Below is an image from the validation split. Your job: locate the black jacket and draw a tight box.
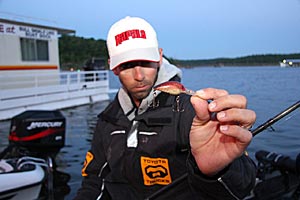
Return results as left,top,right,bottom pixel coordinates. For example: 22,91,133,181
74,91,256,200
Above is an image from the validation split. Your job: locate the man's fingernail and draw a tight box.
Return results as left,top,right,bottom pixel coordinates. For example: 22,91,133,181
209,102,216,109
220,125,228,131
218,111,226,118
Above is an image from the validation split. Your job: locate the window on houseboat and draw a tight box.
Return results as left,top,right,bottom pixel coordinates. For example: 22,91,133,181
20,38,49,61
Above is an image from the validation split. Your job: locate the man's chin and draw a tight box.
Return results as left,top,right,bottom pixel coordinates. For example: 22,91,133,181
133,91,151,100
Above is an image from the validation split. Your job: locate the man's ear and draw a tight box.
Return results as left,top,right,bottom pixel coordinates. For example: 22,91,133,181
112,68,120,75
108,58,119,75
107,58,111,68
159,48,163,65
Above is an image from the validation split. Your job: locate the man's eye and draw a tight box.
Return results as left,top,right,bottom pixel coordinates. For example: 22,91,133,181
141,61,152,67
120,61,156,70
120,63,135,70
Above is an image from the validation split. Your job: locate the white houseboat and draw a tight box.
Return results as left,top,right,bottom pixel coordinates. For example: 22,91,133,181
0,18,113,121
279,59,300,67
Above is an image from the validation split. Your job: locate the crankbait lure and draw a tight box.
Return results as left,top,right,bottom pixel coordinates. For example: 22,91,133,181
153,81,195,95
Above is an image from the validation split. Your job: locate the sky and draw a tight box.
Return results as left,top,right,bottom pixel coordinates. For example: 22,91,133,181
0,0,300,60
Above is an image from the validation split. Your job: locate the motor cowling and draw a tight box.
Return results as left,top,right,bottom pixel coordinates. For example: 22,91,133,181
8,110,66,157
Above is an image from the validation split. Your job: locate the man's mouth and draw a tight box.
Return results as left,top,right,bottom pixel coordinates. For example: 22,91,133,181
134,85,149,91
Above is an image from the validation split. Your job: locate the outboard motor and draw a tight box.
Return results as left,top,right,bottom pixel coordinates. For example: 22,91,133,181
1,110,65,159
0,110,70,199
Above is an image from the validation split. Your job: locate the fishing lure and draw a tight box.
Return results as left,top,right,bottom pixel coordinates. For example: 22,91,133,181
153,81,195,95
153,81,195,112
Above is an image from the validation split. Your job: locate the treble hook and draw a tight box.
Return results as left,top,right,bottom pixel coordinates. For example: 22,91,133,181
173,96,184,112
148,91,159,108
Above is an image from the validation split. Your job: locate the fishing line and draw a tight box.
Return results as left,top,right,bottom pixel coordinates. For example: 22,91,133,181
252,100,300,136
274,108,300,125
264,109,300,133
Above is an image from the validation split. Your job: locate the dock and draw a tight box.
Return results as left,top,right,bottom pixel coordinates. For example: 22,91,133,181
0,70,114,121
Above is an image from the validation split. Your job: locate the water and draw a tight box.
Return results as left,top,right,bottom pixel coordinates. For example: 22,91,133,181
0,66,300,199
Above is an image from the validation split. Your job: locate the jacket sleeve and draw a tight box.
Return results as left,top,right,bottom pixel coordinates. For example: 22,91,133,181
187,153,257,200
74,119,109,200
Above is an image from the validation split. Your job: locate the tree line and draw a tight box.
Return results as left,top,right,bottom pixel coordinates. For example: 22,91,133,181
59,35,108,70
58,35,300,70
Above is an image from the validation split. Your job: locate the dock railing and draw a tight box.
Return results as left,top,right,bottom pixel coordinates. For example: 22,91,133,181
0,70,111,121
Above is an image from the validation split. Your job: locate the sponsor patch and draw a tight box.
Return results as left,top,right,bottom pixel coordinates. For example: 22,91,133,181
140,156,172,186
82,151,94,177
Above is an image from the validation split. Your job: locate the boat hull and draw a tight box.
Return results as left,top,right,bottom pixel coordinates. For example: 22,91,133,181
0,184,43,200
0,161,45,200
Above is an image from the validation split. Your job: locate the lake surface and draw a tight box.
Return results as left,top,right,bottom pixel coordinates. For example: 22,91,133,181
0,66,300,199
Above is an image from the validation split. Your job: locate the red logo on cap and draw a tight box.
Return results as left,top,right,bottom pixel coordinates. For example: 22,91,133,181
115,29,146,46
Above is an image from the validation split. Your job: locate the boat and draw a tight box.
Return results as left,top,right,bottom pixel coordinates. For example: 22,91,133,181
0,156,47,200
280,59,300,67
246,150,300,199
0,110,70,200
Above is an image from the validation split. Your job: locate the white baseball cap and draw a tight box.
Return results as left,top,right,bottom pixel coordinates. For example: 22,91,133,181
106,16,160,70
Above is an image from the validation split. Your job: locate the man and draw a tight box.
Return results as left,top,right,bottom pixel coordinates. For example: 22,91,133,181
75,16,257,200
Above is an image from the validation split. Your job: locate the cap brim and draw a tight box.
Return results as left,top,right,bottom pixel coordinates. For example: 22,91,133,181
110,47,160,70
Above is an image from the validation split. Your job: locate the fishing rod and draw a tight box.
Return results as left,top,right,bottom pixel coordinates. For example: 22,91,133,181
251,100,300,136
145,100,300,200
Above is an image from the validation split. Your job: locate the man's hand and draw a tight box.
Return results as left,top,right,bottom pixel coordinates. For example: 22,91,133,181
189,88,256,176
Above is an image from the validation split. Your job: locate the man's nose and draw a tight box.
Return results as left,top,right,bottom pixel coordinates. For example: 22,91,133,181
133,66,145,81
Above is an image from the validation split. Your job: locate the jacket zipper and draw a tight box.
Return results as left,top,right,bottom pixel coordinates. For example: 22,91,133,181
96,162,108,200
96,179,105,200
98,162,108,177
218,177,241,200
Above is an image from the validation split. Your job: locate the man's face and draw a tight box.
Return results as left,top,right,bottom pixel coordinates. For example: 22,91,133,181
117,61,160,104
